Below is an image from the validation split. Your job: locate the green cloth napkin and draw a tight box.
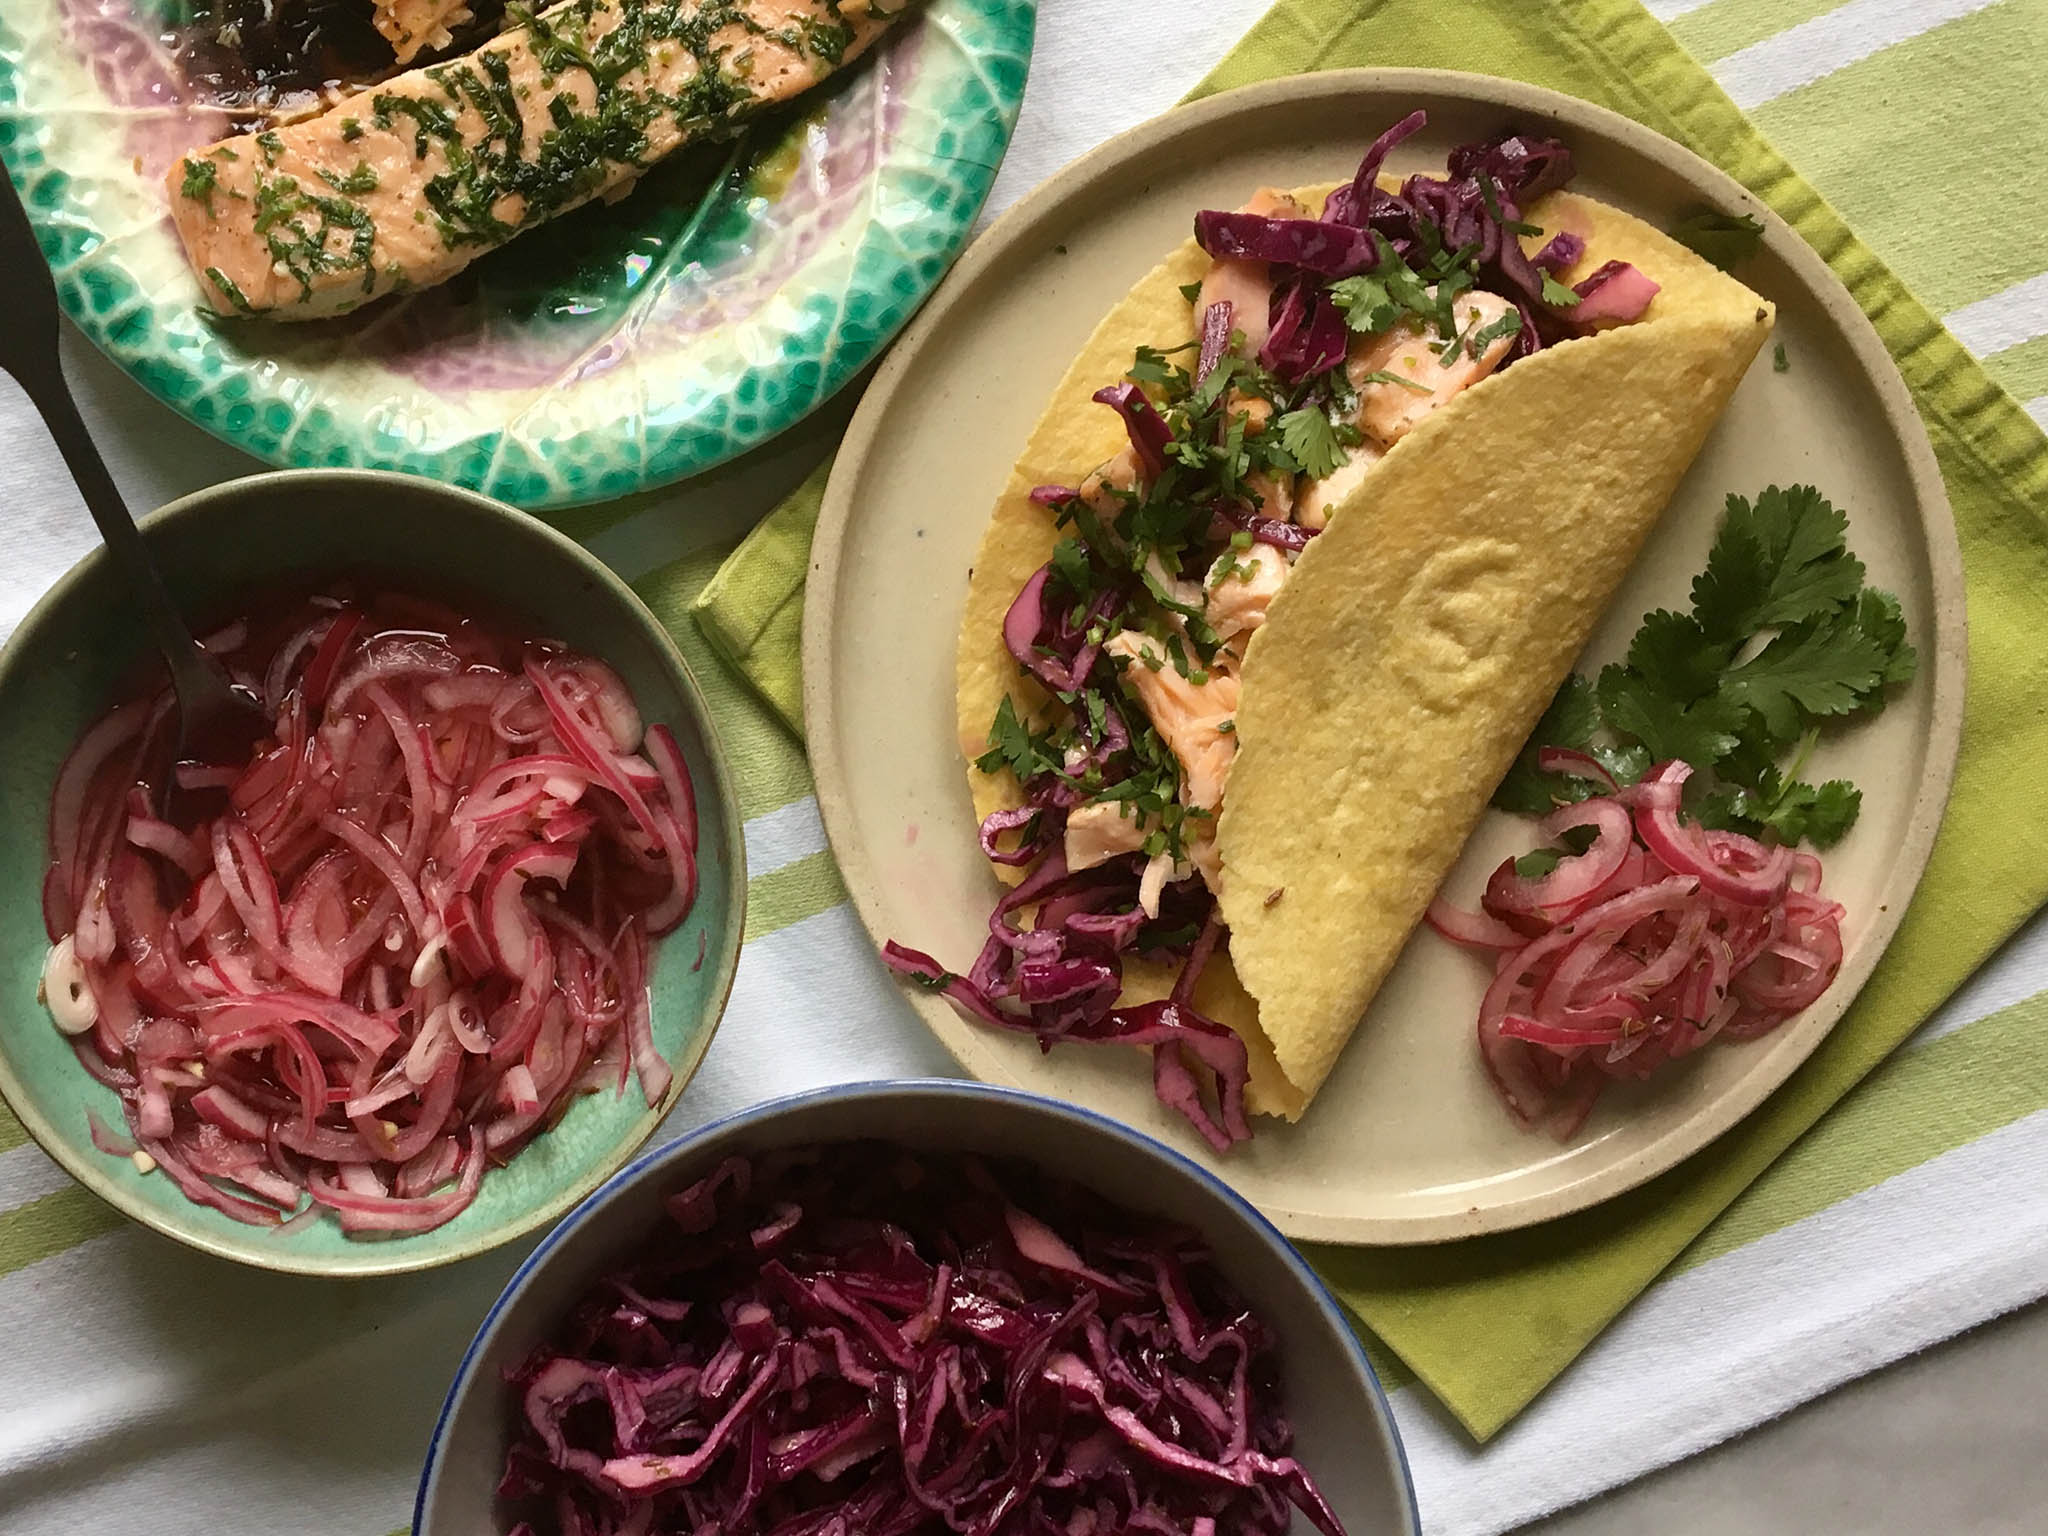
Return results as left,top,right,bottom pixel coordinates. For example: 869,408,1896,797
691,0,2048,1438
692,458,833,736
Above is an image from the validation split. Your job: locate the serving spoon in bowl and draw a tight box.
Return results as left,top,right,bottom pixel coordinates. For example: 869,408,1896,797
0,166,268,821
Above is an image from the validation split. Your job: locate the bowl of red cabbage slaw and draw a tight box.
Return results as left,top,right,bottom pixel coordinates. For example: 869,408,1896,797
414,1081,1418,1536
0,470,745,1276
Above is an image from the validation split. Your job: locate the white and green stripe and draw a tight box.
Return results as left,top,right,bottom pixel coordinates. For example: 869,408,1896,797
1677,0,2048,428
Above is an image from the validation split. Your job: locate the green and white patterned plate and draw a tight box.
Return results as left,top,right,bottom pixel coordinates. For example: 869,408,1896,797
0,0,1034,508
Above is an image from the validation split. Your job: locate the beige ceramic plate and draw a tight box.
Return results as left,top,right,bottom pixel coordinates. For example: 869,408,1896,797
805,71,1965,1245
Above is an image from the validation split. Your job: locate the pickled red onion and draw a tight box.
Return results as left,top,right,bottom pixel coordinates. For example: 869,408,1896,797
43,594,699,1235
1434,760,1844,1138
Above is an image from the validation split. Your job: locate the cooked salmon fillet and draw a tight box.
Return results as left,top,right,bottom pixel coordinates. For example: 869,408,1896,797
167,0,904,320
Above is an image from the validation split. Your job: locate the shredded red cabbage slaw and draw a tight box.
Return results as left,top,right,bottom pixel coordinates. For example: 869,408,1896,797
500,1144,1348,1535
41,594,698,1235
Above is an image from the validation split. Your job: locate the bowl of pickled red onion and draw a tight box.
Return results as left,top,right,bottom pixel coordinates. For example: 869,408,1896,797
0,470,745,1275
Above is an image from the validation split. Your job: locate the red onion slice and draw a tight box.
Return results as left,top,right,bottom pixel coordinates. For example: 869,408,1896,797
1424,894,1524,950
1448,768,1845,1138
46,598,699,1237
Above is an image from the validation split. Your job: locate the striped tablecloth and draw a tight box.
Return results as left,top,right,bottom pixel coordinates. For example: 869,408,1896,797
1,2,2043,1534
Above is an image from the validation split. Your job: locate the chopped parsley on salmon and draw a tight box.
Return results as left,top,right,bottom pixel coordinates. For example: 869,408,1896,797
168,0,904,320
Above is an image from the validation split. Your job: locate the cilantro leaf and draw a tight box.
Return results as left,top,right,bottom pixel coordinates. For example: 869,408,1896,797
1691,485,1865,642
1592,739,1655,786
1375,235,1438,318
1329,272,1399,334
1277,407,1346,480
1047,536,1098,600
1127,342,1193,388
1694,769,1862,848
1716,617,1889,740
1773,342,1790,373
179,157,218,208
1126,350,1174,387
1492,675,1604,814
1354,369,1433,395
1855,588,1919,687
1712,716,1790,791
1793,779,1863,847
1667,209,1766,272
1430,266,1476,343
1597,662,1744,768
1626,609,1732,705
1539,272,1580,308
974,696,1059,782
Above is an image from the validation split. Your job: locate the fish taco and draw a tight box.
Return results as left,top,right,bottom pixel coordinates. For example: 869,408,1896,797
886,113,1776,1149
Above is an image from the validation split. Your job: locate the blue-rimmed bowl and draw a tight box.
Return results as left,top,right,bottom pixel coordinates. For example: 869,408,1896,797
414,1080,1419,1534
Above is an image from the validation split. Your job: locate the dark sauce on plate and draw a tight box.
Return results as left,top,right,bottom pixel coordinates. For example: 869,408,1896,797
161,0,505,131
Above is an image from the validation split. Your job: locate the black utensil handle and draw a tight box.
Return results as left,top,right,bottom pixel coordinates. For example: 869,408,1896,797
23,371,210,689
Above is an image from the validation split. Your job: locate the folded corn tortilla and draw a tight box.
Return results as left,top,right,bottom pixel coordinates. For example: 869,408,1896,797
957,184,1774,1120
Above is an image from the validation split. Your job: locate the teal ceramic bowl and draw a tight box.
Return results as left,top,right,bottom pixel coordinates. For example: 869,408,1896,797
0,470,745,1275
0,0,1036,508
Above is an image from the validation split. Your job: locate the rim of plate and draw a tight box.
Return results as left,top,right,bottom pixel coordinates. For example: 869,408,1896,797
802,69,1966,1244
0,1,1036,509
412,1079,1421,1536
0,469,750,1275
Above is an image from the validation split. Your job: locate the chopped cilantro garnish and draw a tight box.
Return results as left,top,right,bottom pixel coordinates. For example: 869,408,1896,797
1474,172,1539,236
203,267,256,315
340,117,364,143
1539,272,1581,308
1048,536,1099,601
1467,307,1522,354
1329,234,1448,338
975,696,1060,783
318,163,381,196
1277,406,1346,480
1773,342,1790,373
1355,369,1432,395
1429,265,1476,343
1667,209,1766,273
1330,272,1397,333
1128,342,1194,387
179,157,218,210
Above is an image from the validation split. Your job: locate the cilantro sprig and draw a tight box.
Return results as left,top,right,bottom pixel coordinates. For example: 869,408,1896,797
1495,485,1913,847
